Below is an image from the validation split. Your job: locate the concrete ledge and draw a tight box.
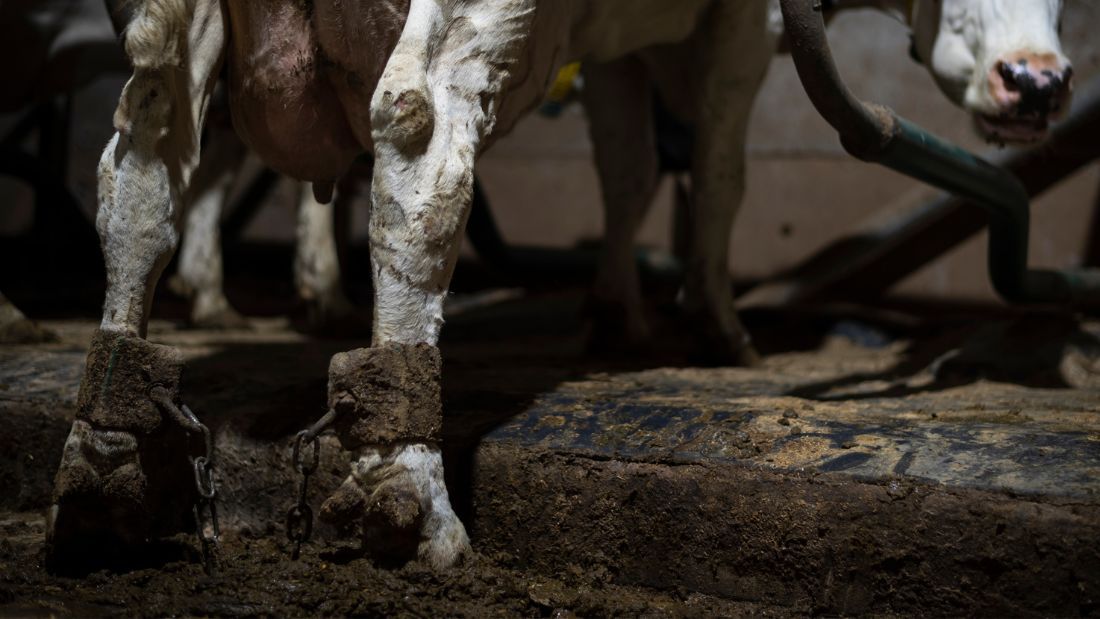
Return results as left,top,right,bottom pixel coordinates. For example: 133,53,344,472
477,368,1100,499
463,359,1100,615
472,444,1100,616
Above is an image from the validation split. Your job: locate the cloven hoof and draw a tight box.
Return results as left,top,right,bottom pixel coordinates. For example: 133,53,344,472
46,331,198,573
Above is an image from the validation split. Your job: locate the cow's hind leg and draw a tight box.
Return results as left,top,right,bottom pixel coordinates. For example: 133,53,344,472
46,0,225,568
680,1,774,366
582,57,659,352
318,0,535,570
294,182,358,333
172,125,249,329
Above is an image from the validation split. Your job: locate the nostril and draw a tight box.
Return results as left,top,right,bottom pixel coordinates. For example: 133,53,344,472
1051,67,1073,99
1050,67,1073,115
997,61,1020,92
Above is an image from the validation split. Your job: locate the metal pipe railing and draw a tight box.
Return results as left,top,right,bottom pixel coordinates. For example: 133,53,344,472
779,0,1100,308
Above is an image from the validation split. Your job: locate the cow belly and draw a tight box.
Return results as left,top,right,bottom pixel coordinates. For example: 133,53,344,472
488,0,714,144
570,0,712,61
226,2,360,182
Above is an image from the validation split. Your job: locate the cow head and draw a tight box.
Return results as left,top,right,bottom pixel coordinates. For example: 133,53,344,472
909,0,1072,143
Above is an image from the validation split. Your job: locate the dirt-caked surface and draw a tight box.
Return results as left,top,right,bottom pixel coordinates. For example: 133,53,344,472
474,446,1100,617
2,294,1099,616
0,511,792,617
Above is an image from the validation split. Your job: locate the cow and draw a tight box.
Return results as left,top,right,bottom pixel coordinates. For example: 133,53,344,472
909,0,1072,143
114,3,362,332
584,0,1074,362
175,0,1077,355
0,0,358,338
47,0,1070,572
165,0,1076,345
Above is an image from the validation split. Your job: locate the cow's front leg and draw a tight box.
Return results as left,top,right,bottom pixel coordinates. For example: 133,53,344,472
582,57,659,352
680,1,775,366
318,0,534,570
47,0,225,566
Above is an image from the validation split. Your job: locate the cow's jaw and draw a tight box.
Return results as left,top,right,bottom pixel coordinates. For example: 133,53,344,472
911,0,1071,144
972,113,1048,144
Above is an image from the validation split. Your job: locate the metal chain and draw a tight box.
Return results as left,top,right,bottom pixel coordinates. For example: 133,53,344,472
151,386,220,574
286,408,337,559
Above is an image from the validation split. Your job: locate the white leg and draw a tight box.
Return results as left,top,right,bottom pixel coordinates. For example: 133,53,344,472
321,0,536,570
582,57,659,350
680,1,775,365
294,182,355,330
173,127,248,328
97,1,225,336
48,0,226,561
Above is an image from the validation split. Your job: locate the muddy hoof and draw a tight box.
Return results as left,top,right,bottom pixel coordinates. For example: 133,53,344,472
584,296,650,356
46,422,197,573
691,335,762,368
319,476,368,535
933,315,1100,388
321,444,469,570
0,314,58,344
293,301,372,339
177,286,251,330
669,298,762,367
47,331,197,573
45,421,150,571
191,306,251,331
680,316,762,367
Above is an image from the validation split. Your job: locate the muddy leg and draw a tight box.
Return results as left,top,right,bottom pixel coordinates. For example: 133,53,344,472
47,0,226,566
680,2,775,366
172,126,249,329
294,182,357,332
318,0,534,570
582,57,659,352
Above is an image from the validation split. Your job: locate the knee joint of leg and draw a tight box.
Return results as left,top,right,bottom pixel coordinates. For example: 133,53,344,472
372,72,435,155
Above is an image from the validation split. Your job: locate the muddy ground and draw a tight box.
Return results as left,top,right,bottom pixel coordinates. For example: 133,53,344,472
1,290,1098,616
0,511,792,617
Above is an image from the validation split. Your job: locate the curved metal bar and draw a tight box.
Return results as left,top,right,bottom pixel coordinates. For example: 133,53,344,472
779,0,1100,308
780,0,896,159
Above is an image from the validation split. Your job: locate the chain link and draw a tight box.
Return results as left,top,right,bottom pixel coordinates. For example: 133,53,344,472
286,408,336,559
151,386,220,574
192,453,220,573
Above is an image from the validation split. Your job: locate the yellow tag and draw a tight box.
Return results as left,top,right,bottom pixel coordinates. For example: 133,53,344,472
546,62,582,103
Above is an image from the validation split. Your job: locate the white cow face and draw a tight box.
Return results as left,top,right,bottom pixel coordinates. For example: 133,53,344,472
910,0,1072,143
